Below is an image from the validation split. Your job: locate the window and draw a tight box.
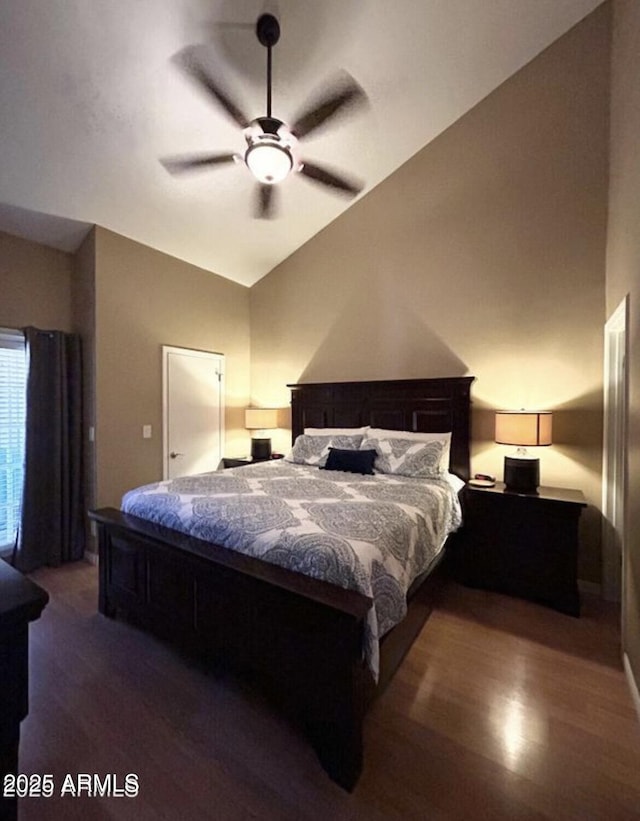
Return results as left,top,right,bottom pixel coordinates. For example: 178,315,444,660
0,329,27,554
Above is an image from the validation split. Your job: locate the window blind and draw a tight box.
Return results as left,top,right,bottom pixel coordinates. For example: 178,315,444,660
0,329,27,549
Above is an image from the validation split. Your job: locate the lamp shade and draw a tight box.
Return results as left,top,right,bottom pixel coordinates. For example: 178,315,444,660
495,411,552,447
245,408,278,430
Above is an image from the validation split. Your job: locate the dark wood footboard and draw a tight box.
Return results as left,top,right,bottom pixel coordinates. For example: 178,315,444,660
91,507,373,789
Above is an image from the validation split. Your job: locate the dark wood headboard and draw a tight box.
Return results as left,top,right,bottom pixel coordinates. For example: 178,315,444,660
287,376,474,481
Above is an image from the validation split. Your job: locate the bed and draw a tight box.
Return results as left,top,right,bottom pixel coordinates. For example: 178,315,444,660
89,376,473,789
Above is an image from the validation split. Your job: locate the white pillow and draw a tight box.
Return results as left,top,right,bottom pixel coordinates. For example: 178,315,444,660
365,428,451,443
304,426,369,436
363,428,452,473
362,436,448,478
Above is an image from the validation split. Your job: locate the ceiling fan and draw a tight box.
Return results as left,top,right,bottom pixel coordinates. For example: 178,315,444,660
161,13,367,218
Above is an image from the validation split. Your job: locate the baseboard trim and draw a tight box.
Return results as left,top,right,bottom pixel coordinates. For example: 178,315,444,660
624,653,640,725
83,550,99,566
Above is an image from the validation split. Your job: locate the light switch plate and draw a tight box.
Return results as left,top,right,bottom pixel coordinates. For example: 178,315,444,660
143,425,152,439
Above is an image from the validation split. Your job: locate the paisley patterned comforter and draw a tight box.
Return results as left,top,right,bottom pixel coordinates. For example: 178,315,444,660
121,460,463,678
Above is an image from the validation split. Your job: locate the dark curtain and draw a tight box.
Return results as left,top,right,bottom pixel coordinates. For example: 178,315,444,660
14,327,85,572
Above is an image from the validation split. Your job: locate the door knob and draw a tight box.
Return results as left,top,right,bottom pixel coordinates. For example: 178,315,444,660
170,451,184,459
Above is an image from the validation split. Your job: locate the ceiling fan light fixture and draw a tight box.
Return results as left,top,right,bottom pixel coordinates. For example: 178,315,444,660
245,139,293,184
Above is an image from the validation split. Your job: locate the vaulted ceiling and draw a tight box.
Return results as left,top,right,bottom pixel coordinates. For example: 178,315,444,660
0,0,603,286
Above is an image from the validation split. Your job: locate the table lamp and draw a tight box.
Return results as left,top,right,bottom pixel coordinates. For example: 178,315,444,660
495,410,552,493
245,408,279,461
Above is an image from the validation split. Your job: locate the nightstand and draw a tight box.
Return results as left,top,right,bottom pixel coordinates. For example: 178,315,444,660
222,455,284,469
222,457,252,468
453,482,586,616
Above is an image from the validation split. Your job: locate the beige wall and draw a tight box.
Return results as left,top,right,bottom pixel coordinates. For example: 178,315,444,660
0,223,252,534
94,228,251,508
0,229,73,331
607,0,640,698
251,7,610,582
0,223,252,529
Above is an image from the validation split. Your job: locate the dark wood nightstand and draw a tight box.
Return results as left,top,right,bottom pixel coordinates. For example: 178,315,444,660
222,457,252,468
453,482,586,616
222,455,284,469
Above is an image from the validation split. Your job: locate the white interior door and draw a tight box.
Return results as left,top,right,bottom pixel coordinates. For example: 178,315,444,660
162,346,224,480
602,296,628,607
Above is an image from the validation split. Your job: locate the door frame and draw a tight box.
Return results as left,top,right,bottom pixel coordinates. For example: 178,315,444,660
601,295,629,607
162,345,225,480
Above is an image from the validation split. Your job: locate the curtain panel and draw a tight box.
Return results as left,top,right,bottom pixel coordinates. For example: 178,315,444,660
15,327,85,572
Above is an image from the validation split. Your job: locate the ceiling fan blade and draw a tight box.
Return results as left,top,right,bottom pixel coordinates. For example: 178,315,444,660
255,184,277,219
172,47,251,129
299,161,363,196
291,74,367,140
160,153,237,174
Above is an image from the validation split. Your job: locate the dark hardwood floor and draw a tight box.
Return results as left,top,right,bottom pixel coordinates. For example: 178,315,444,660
16,561,640,820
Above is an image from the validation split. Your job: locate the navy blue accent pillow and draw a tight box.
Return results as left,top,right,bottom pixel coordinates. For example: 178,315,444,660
322,447,376,475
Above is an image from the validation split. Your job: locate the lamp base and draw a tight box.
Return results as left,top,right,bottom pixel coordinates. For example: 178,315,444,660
504,455,539,494
251,437,272,461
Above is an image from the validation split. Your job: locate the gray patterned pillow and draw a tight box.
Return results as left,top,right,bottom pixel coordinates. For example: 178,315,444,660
363,436,448,478
286,434,364,466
